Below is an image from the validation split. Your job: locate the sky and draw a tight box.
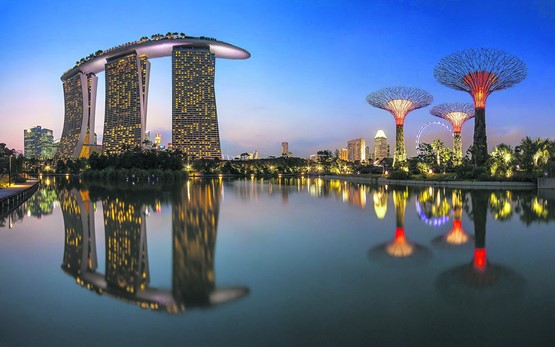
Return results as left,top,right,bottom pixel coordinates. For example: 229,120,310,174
0,0,554,158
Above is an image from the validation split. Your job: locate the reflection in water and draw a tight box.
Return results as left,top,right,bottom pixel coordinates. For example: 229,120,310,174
369,187,431,261
415,187,450,227
490,191,513,221
436,190,525,305
59,179,249,314
433,190,471,247
373,186,388,219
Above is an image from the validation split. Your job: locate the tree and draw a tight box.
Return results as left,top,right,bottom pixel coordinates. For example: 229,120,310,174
489,144,515,178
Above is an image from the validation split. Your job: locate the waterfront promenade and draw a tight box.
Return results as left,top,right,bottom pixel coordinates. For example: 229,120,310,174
0,180,40,215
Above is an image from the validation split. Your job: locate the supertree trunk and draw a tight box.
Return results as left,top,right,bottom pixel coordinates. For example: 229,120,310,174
453,132,462,165
394,124,406,167
473,108,488,166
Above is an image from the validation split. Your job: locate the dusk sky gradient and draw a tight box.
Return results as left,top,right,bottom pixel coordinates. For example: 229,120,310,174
1,0,554,158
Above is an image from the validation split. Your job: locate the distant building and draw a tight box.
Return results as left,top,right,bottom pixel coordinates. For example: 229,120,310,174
154,133,161,148
281,142,291,157
347,138,366,162
24,126,55,159
374,130,388,163
339,148,349,161
145,131,151,148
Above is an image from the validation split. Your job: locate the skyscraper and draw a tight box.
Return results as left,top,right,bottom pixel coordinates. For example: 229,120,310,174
281,142,290,157
347,138,366,162
103,52,150,154
374,130,388,163
172,46,220,159
57,72,98,159
24,126,55,159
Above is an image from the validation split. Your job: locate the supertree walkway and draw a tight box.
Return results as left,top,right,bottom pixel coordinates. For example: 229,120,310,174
367,86,433,168
434,48,526,166
430,102,474,164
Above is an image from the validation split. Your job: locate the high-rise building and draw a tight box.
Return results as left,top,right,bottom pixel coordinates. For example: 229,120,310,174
374,130,388,163
154,133,161,148
57,72,98,159
172,46,220,159
103,52,150,154
24,126,55,159
347,138,366,162
281,142,289,157
145,131,151,148
339,148,349,161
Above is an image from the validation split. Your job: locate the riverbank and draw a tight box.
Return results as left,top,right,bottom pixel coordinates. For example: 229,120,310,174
323,175,536,189
0,179,40,217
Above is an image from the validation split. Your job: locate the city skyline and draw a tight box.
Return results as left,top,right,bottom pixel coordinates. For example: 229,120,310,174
1,0,554,158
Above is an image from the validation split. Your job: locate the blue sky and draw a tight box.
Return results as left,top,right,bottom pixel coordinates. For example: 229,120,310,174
1,0,554,158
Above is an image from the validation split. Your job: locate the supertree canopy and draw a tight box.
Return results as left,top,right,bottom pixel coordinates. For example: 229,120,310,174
367,86,433,166
434,48,527,166
430,102,475,163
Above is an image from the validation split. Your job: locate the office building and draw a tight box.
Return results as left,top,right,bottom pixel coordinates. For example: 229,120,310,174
24,126,55,159
347,138,366,162
374,130,389,163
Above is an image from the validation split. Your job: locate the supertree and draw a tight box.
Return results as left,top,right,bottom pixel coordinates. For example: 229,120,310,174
367,86,433,167
430,102,474,164
434,48,527,166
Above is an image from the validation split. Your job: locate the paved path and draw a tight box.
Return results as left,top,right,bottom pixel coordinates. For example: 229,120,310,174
0,180,40,210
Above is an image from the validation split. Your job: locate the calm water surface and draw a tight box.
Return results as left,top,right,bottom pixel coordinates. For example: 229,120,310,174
1,177,555,346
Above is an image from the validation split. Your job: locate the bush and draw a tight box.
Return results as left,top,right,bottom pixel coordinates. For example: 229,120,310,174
389,170,411,180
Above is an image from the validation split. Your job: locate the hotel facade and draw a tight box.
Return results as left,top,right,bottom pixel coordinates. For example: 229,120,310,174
57,35,249,159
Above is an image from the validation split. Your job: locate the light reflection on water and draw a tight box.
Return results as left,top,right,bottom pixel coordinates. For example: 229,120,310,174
1,177,555,346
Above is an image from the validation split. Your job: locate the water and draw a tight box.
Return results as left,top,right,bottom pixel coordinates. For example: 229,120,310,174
1,177,555,346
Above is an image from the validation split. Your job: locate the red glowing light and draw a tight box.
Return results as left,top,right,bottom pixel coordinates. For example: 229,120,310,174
462,71,498,108
473,248,487,270
395,227,406,242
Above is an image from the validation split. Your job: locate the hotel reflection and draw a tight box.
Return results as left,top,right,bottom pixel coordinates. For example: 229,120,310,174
59,180,248,313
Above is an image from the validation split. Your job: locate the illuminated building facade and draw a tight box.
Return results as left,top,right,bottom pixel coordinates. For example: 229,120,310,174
373,130,388,163
24,126,55,159
59,35,249,159
339,148,348,161
103,52,150,154
347,138,366,163
154,133,161,148
57,72,98,159
172,46,220,159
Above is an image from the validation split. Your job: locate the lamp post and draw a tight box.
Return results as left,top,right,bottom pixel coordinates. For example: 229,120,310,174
8,154,12,187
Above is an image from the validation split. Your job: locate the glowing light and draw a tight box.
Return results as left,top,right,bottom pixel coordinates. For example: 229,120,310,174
445,220,469,245
387,99,414,125
386,228,414,257
473,248,487,270
462,71,498,108
445,111,471,132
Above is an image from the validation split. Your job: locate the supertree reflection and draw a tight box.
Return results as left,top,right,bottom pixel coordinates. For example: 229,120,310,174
369,187,431,262
436,190,525,305
433,190,472,247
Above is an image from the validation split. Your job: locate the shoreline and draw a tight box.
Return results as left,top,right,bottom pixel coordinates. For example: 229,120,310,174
323,175,536,189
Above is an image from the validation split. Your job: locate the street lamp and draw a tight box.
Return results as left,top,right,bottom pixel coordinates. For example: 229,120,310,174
8,154,12,187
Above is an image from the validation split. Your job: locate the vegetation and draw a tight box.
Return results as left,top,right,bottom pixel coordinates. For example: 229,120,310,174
386,136,555,182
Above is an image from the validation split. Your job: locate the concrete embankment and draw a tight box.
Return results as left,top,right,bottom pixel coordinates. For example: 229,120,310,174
323,175,535,190
0,180,40,213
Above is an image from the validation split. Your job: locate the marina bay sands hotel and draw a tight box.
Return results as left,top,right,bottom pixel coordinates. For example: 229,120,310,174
57,34,250,159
